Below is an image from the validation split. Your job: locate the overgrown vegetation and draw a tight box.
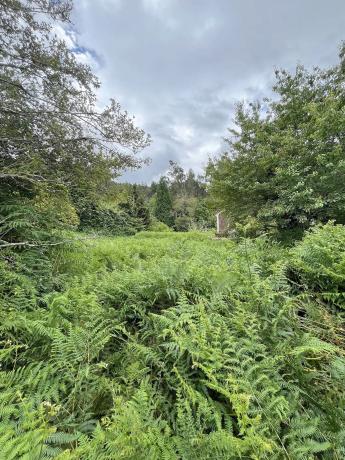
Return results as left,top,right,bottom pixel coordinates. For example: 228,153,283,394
207,45,345,239
1,226,345,458
1,1,345,458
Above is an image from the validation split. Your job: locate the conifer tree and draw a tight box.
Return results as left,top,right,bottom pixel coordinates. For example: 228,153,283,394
154,177,174,227
127,184,151,228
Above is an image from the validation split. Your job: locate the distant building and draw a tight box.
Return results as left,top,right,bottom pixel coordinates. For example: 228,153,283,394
215,211,229,236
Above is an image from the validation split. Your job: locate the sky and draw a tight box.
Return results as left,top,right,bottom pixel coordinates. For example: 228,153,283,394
69,0,345,183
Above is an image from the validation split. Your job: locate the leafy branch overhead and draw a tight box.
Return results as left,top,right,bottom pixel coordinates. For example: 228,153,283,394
0,0,150,191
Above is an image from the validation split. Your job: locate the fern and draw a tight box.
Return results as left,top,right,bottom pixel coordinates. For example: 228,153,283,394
1,228,345,458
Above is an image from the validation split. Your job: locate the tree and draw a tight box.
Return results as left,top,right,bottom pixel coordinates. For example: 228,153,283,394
0,0,150,245
167,160,186,196
120,184,151,228
132,185,151,228
163,161,209,229
154,177,174,227
167,161,206,198
194,198,213,228
207,45,345,238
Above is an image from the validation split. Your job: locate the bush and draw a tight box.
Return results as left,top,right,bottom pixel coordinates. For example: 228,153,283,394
174,215,192,232
235,216,263,238
34,187,80,228
78,202,139,235
147,219,173,232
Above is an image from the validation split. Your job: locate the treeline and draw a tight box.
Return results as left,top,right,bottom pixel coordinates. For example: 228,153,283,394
77,159,213,235
107,161,213,233
152,161,213,231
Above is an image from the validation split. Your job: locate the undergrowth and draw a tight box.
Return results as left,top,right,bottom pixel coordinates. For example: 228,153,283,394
1,224,345,459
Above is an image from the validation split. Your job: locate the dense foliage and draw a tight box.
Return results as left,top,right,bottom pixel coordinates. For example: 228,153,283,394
1,225,345,458
76,185,151,235
2,2,345,459
0,0,150,247
207,46,345,238
151,161,213,231
98,161,212,234
78,203,139,235
154,177,175,227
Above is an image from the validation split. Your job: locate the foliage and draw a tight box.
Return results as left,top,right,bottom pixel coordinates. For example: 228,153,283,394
0,184,73,249
147,219,173,232
2,3,345,458
78,202,139,235
194,199,214,229
174,215,192,232
289,222,345,306
0,0,150,247
1,225,345,458
167,161,206,198
207,44,345,237
34,187,80,228
118,185,151,229
154,177,174,227
151,162,213,231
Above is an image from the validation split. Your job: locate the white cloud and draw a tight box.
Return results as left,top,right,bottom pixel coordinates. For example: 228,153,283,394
142,0,173,13
52,24,75,48
141,0,177,29
78,0,122,11
172,125,194,144
193,17,218,41
70,0,345,183
52,24,96,67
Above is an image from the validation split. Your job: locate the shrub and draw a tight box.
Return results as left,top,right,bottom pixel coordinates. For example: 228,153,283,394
78,202,139,235
34,187,80,228
147,219,173,232
174,216,192,232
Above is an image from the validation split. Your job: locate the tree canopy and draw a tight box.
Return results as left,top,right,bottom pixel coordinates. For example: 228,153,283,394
0,0,150,245
207,45,345,238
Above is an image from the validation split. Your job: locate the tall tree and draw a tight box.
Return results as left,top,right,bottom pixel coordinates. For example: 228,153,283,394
207,45,345,238
167,160,186,196
0,0,150,245
167,161,206,198
154,177,174,227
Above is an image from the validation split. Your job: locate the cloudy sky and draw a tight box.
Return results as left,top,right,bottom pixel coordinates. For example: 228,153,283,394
70,0,345,183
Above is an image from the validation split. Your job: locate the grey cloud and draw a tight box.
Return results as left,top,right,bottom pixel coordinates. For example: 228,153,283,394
72,0,345,183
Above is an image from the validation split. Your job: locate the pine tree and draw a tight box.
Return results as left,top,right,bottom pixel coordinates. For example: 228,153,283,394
154,178,174,227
